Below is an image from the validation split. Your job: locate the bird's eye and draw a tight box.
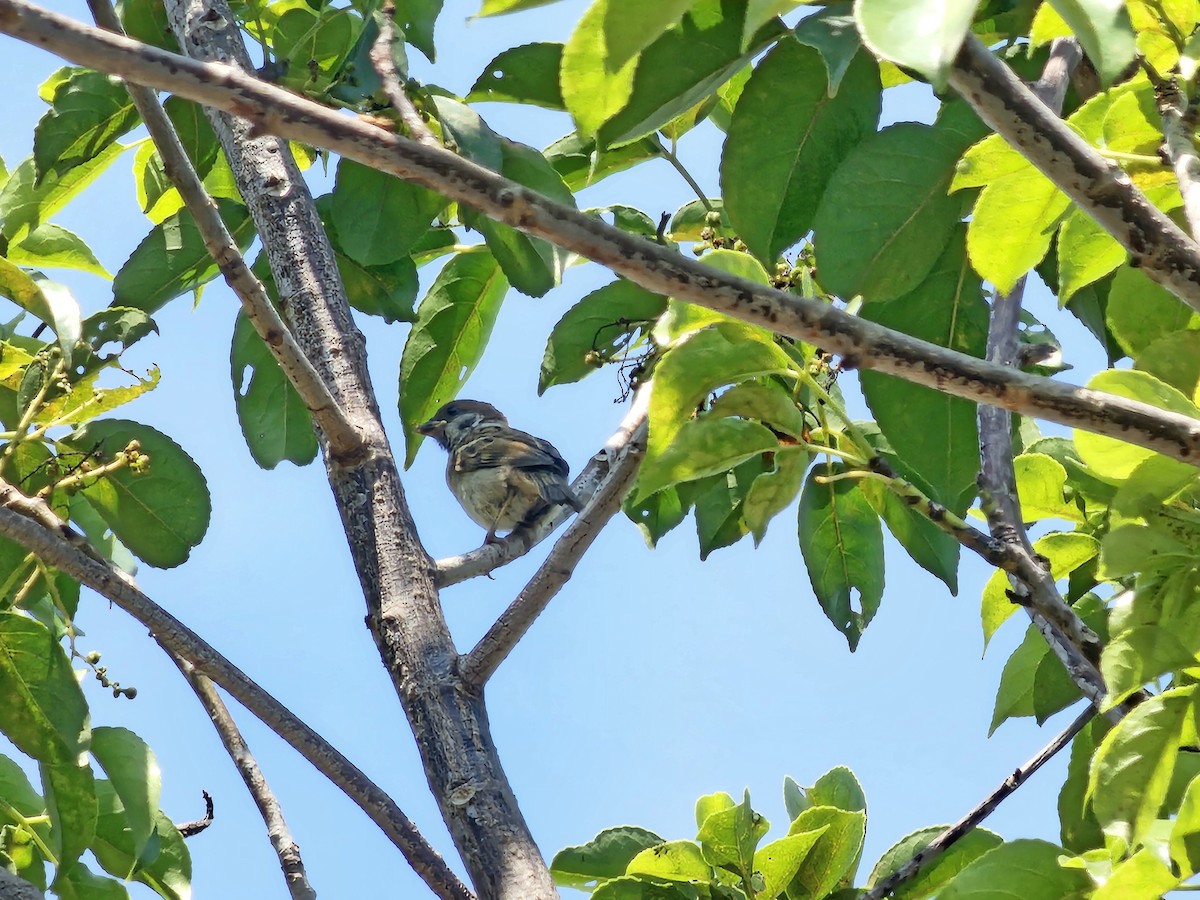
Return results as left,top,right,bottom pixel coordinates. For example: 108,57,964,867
445,404,457,417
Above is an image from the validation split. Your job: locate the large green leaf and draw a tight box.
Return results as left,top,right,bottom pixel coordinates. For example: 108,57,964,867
539,279,665,393
478,0,566,14
937,839,1090,899
544,132,662,190
560,0,638,140
1049,0,1136,85
721,39,879,264
981,532,1098,645
111,199,255,312
602,0,693,69
33,70,139,183
858,473,960,594
798,464,885,650
793,4,864,95
551,826,664,889
813,103,986,301
0,146,126,243
1088,686,1192,846
230,311,318,470
0,259,83,365
90,780,191,899
468,42,565,109
1106,263,1200,360
61,419,212,568
6,224,109,278
89,727,160,867
330,160,443,266
860,229,986,512
53,862,129,900
626,839,711,883
696,790,766,878
400,249,508,466
785,805,865,898
638,416,780,500
855,0,978,89
1056,207,1126,304
42,761,96,874
1060,717,1107,852
868,826,1003,900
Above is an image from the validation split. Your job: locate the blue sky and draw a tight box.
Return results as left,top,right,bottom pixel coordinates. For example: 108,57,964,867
0,1,1110,895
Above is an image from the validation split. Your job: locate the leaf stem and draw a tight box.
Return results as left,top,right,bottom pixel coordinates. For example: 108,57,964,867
653,136,713,212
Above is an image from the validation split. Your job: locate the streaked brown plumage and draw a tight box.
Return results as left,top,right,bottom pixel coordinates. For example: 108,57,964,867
417,400,582,542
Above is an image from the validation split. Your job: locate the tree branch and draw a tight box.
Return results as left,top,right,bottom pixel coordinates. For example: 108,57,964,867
863,706,1095,900
436,390,649,587
0,499,473,900
172,656,317,900
948,35,1200,314
368,0,439,148
81,0,362,460
460,390,648,685
1150,69,1200,242
1,1,1198,467
161,0,556,894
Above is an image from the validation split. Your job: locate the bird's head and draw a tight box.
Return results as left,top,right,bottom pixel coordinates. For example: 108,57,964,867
417,400,507,450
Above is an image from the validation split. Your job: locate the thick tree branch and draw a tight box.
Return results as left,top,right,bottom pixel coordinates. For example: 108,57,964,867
162,0,555,895
864,706,1094,900
1151,72,1200,242
948,35,1200,313
81,0,362,460
0,501,473,900
173,657,317,900
1,1,1199,467
436,390,649,587
460,391,648,685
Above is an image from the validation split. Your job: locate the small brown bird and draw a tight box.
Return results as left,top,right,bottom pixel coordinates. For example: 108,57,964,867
417,400,583,543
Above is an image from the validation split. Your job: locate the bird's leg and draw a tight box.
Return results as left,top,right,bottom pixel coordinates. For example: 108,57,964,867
486,490,518,544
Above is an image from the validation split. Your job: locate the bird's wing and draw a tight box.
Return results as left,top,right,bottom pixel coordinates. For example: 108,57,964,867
455,430,570,477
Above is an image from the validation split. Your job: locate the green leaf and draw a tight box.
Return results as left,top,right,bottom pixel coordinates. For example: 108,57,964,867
602,0,694,70
1088,686,1192,846
692,456,768,559
1106,263,1200,359
560,0,638,140
1101,625,1195,711
396,0,442,62
655,249,773,345
41,760,96,872
785,806,866,898
813,105,987,301
798,465,885,650
34,71,139,183
432,96,503,170
696,790,767,878
1060,717,1107,852
648,326,792,461
1074,369,1200,482
1048,0,1136,85
1056,208,1126,303
7,224,110,278
468,42,565,109
696,791,737,829
590,877,694,899
624,486,688,548
991,623,1055,734
33,367,159,428
597,0,786,147
61,419,212,568
981,532,1098,645
544,132,663,191
966,165,1070,295
855,0,978,89
539,279,666,393
331,160,443,266
551,826,664,889
1112,453,1200,517
1137,330,1200,399
0,612,89,764
1013,452,1084,523
859,476,960,594
53,862,129,900
272,7,356,91
755,829,826,898
0,260,83,365
112,199,255,312
743,446,809,545
0,146,126,243
116,0,180,52
399,249,508,466
337,253,418,323
792,5,863,95
89,727,159,866
860,229,986,511
937,839,1089,899
91,781,191,899
1171,774,1200,876
806,766,867,814
478,0,565,14
638,416,779,500
721,39,879,264
230,311,318,470
867,826,1002,900
1094,848,1178,900
626,840,711,883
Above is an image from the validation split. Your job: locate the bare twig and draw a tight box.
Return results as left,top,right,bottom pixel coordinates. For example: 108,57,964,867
436,390,649,587
368,0,439,148
0,500,473,900
1150,70,1200,242
864,706,1095,900
176,790,214,837
948,34,1200,313
0,2,1198,464
460,391,649,685
82,0,362,461
173,656,317,900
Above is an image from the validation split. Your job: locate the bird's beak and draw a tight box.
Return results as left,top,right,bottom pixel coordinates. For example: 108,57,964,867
417,418,444,437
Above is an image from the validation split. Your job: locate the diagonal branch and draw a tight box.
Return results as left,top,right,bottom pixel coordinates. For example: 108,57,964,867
368,0,439,148
1148,66,1200,242
172,656,317,900
0,498,473,900
948,35,1200,314
436,390,649,587
82,0,361,460
0,1,1198,466
460,390,648,685
863,705,1095,900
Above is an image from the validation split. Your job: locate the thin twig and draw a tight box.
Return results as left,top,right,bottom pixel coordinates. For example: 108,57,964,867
863,706,1095,900
176,790,214,837
0,2,1198,464
0,498,473,900
368,0,439,148
436,391,649,587
948,35,1200,314
460,391,649,685
173,656,317,900
1150,70,1200,242
82,0,362,461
